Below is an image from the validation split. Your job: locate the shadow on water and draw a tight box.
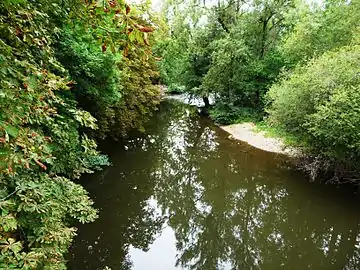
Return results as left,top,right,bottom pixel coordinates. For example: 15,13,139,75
68,100,360,270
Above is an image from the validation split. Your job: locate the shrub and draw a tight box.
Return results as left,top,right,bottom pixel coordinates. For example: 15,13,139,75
267,45,360,163
56,26,160,139
0,0,158,268
0,1,104,268
210,102,261,125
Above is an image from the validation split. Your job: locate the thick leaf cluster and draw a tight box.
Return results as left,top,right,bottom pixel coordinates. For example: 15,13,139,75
0,0,159,268
268,45,360,162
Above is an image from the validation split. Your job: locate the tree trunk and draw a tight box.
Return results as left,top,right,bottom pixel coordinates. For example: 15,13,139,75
203,96,210,108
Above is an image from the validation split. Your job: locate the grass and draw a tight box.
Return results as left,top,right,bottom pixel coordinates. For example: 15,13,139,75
254,121,304,148
209,106,262,125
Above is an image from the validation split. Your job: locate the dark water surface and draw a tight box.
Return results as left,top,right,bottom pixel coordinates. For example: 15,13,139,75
68,101,360,270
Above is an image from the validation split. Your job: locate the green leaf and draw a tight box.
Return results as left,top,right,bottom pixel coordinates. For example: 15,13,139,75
5,124,18,138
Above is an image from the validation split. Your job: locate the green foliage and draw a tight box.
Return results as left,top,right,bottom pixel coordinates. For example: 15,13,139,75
110,53,161,137
157,0,359,119
154,36,189,88
56,23,160,139
267,45,360,162
281,0,360,66
56,25,123,138
254,121,301,147
0,0,107,268
210,103,261,125
0,0,159,268
157,0,291,114
167,83,186,94
157,0,360,179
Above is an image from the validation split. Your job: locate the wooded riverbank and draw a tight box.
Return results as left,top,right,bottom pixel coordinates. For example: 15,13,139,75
69,100,360,270
156,0,360,184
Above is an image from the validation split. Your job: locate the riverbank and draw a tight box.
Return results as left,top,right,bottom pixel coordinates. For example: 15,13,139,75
69,100,360,270
162,93,300,157
220,122,300,157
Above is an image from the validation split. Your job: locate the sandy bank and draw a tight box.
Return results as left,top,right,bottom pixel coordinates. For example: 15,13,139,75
220,123,300,157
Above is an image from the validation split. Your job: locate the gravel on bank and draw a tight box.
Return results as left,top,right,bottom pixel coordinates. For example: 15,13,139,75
220,123,300,157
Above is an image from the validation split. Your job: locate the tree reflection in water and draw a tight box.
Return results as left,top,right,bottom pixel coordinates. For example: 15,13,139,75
147,101,360,270
69,101,360,270
68,133,165,269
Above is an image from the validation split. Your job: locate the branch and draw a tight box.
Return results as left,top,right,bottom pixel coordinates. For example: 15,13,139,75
0,189,18,202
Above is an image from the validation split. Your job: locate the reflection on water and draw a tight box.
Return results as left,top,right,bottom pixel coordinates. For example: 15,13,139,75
164,93,216,107
68,101,360,270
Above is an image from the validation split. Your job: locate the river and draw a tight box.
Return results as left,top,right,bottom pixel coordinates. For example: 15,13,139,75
68,100,360,270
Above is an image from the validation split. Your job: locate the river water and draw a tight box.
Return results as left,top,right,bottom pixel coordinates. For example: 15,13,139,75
68,100,360,270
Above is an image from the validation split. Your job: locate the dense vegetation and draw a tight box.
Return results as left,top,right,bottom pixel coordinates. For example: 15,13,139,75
0,0,359,268
156,0,360,181
0,0,159,268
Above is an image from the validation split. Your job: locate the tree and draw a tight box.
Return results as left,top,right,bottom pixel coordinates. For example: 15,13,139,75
0,0,159,268
156,0,294,122
280,0,360,66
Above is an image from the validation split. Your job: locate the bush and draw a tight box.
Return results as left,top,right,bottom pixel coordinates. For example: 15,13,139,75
168,83,186,94
56,26,123,138
56,26,160,139
210,102,261,125
0,0,158,268
110,53,161,138
281,0,360,66
0,2,104,268
267,45,360,162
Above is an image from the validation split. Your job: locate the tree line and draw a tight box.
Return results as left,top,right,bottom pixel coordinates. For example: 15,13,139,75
156,0,360,182
0,0,159,268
